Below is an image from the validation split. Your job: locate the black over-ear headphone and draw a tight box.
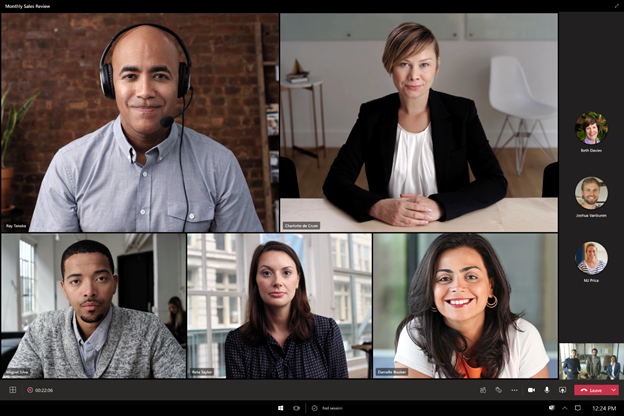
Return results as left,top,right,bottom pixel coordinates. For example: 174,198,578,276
100,23,192,100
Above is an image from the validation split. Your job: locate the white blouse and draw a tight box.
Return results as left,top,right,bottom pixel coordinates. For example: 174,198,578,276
395,318,550,378
387,123,438,199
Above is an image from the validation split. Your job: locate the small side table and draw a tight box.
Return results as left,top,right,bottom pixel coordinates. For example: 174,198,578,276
280,75,326,168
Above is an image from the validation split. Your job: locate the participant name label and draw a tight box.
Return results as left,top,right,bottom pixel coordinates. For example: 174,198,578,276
283,222,321,229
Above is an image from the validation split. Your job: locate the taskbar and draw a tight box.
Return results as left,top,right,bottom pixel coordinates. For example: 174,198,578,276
0,399,621,413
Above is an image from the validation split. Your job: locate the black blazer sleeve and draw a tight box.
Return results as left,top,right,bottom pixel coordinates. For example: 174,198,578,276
322,97,393,222
427,92,508,221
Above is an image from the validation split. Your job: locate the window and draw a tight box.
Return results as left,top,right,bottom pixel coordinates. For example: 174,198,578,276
187,234,245,378
331,234,372,361
19,240,35,316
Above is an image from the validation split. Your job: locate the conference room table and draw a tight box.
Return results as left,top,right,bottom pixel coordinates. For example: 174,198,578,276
280,197,557,232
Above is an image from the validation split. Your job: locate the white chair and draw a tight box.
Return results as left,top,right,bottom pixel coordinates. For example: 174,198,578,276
489,56,557,175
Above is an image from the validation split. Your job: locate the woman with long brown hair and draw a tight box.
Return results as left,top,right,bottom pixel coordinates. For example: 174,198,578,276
394,234,549,378
225,241,348,378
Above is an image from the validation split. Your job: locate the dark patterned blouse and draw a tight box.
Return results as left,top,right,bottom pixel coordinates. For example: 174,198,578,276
224,314,349,379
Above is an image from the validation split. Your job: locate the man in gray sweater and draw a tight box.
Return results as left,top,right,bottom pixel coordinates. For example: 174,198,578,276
3,239,186,379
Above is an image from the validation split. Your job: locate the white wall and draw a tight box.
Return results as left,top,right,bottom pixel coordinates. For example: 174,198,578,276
1,234,20,331
1,234,60,331
154,233,186,322
280,15,557,149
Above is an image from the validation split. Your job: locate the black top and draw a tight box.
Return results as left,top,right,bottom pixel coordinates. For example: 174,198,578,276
224,314,349,379
323,90,507,222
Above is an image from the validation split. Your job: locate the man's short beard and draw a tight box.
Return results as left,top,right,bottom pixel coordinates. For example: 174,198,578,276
80,313,104,324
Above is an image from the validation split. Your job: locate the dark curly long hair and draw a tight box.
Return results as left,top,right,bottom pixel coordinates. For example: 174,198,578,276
241,241,315,346
395,234,523,378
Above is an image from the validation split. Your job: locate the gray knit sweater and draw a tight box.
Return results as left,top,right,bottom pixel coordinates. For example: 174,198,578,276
3,304,186,378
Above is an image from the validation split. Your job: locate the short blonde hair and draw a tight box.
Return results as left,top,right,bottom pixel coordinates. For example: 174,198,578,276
382,22,440,74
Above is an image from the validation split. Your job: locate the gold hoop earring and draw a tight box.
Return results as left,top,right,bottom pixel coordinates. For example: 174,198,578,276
487,296,498,308
431,306,438,312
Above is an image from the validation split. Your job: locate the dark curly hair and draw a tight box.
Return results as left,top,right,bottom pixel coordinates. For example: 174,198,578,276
61,239,115,280
395,233,523,378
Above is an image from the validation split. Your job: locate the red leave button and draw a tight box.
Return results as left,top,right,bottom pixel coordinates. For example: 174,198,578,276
574,385,619,396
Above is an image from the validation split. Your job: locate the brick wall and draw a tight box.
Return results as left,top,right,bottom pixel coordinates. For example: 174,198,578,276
1,12,279,231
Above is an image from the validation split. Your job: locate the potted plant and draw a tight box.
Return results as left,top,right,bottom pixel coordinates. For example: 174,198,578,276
1,88,40,211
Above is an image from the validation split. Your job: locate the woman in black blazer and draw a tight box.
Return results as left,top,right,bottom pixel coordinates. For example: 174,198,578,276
323,22,507,226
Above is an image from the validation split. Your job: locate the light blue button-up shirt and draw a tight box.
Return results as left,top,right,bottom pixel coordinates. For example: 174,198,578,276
30,116,263,232
71,306,113,378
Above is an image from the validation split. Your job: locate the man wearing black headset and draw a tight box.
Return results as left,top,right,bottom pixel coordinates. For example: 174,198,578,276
30,24,263,232
112,25,180,167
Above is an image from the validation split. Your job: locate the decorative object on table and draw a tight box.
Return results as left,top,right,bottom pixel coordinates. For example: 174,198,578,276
266,103,279,136
1,88,40,212
286,59,309,83
270,151,279,184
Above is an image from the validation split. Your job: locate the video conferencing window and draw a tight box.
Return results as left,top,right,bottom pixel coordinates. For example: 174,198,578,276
1,9,621,411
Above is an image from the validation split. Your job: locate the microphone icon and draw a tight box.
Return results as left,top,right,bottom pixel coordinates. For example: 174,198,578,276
544,386,550,393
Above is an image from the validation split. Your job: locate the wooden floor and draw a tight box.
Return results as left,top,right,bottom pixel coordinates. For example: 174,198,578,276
282,147,558,199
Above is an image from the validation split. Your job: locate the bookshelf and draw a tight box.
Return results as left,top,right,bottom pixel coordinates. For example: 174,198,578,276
254,22,279,232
